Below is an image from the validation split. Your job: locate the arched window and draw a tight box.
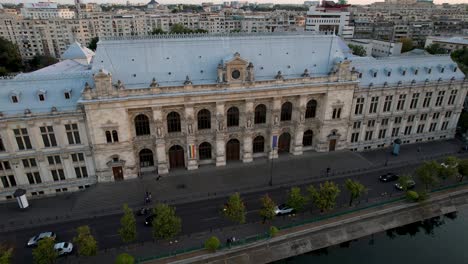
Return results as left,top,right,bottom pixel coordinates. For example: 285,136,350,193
305,100,317,119
105,131,112,143
280,102,292,121
227,107,239,127
134,114,150,136
254,104,267,124
139,149,154,167
198,142,212,160
112,130,119,142
303,130,313,146
197,109,211,130
253,136,265,153
167,112,181,133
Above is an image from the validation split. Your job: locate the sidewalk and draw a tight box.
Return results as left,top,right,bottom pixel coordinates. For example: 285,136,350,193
0,139,462,232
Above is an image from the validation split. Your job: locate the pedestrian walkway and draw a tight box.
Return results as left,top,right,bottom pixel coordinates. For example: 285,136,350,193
0,139,462,232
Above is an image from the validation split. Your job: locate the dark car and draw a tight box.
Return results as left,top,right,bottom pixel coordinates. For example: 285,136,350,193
144,214,155,226
379,173,399,182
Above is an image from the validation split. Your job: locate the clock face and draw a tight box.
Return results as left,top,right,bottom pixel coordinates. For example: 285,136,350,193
231,69,241,80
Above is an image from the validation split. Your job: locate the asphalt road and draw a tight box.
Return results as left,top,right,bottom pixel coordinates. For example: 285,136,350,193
0,163,446,263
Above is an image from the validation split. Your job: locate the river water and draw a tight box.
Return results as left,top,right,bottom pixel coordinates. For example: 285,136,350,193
275,207,468,264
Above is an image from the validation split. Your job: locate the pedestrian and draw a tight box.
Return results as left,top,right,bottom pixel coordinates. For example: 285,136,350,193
148,192,152,201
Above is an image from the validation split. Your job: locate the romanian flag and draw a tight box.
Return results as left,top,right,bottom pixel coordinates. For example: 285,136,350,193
188,144,196,159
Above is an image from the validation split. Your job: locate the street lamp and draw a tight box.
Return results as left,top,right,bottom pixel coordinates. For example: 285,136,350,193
269,146,276,187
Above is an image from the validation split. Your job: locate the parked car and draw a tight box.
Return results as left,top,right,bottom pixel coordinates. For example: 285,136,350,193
54,242,73,256
395,179,416,190
144,214,155,226
379,173,399,182
441,162,458,169
274,204,295,216
27,232,56,247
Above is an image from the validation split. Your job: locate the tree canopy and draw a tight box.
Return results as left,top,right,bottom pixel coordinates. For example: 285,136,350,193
348,44,367,56
425,43,446,55
458,159,468,182
32,237,57,264
415,161,440,190
286,187,308,212
451,47,468,74
0,244,13,264
115,253,135,264
308,181,340,212
87,37,99,51
0,37,23,76
25,55,58,72
259,194,276,222
204,236,220,252
400,38,414,53
73,225,98,256
223,193,246,224
119,204,137,243
344,179,367,206
152,203,182,240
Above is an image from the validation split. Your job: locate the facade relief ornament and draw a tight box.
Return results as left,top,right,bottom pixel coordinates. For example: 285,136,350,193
116,80,124,89
275,71,284,80
150,78,159,88
184,75,192,85
301,69,310,77
216,114,225,132
274,115,279,125
247,62,255,82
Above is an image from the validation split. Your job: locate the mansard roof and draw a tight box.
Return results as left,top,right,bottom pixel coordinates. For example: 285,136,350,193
91,32,350,88
350,55,465,88
61,41,95,64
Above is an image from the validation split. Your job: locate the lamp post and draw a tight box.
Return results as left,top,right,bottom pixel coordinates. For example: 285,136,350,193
269,146,276,187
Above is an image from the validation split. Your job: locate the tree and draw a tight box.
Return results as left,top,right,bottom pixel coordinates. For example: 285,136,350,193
269,226,279,237
26,55,58,72
204,236,220,252
194,29,208,33
259,194,276,223
73,225,98,256
397,174,413,192
115,253,134,264
149,28,166,35
425,43,446,55
451,47,468,74
0,37,23,76
0,244,13,264
119,204,137,243
458,159,468,182
87,37,99,51
223,193,246,224
348,44,367,56
438,156,459,180
170,23,193,34
286,187,308,212
400,37,414,53
32,237,57,264
344,179,367,206
152,203,182,240
307,181,340,213
415,161,440,190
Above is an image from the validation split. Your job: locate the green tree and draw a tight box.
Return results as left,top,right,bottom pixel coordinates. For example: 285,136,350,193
415,161,440,190
152,203,182,240
149,28,166,35
115,253,134,264
457,111,468,134
87,37,99,51
400,37,414,53
0,37,23,76
0,244,13,264
438,156,459,180
286,187,308,212
307,181,340,212
344,179,367,206
32,237,57,264
259,194,276,222
425,43,446,55
451,47,468,74
458,159,468,182
223,193,246,224
406,190,419,202
348,44,367,56
118,204,137,243
170,23,193,34
397,174,413,191
269,226,279,237
73,225,98,256
26,55,58,72
204,236,220,252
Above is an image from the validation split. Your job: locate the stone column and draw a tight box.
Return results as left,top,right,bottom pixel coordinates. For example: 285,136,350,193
243,100,254,162
185,105,198,170
292,95,307,155
153,108,168,174
269,98,282,159
215,102,226,166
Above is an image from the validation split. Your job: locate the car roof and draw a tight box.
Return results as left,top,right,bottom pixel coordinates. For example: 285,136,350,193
39,232,53,237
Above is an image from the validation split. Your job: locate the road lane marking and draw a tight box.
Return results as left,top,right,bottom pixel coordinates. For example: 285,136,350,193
202,217,219,221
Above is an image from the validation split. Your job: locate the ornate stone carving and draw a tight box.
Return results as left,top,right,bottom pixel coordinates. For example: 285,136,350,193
184,75,192,85
150,78,159,88
247,62,255,82
275,71,284,80
116,80,124,89
301,69,310,77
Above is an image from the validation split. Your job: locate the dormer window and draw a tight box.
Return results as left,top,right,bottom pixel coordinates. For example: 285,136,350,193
414,69,418,75
37,89,46,102
9,91,20,103
11,96,18,103
373,72,377,78
358,72,362,78
38,94,45,101
402,70,406,76
64,92,71,99
428,68,432,74
453,67,457,73
441,67,445,73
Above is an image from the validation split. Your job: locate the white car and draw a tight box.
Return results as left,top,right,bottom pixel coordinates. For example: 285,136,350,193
274,204,295,216
441,162,458,169
27,232,56,247
54,242,73,256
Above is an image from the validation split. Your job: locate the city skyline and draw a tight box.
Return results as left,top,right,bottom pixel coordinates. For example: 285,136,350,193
0,0,467,6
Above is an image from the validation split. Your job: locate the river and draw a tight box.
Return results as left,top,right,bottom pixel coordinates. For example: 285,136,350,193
275,206,468,264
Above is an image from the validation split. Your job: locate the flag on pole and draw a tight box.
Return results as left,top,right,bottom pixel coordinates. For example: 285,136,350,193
188,144,196,159
272,135,278,150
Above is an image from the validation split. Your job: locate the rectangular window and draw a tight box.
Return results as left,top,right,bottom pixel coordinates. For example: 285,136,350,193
433,112,440,119
394,117,402,124
441,121,449,131
0,161,16,188
26,172,42,184
22,158,37,168
404,126,412,135
369,97,379,114
355,97,365,115
435,91,445,106
381,118,389,126
407,115,415,123
423,92,432,108
445,111,452,118
51,169,65,181
397,94,406,111
417,124,425,133
332,108,342,119
448,90,457,105
410,93,419,109
392,127,400,137
0,137,4,152
420,114,427,121
367,120,376,127
353,121,361,129
13,128,32,150
74,167,88,178
365,131,373,141
40,126,57,148
429,123,437,132
378,129,387,139
65,124,81,145
351,132,359,143
47,155,61,165
383,96,392,112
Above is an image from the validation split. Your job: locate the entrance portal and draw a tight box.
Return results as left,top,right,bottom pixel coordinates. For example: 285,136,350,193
329,139,336,151
169,145,185,169
226,139,240,161
112,166,123,181
278,132,291,154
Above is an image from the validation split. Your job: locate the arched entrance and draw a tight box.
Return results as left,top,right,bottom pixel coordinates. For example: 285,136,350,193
169,145,185,169
139,149,154,169
278,132,291,154
226,139,240,161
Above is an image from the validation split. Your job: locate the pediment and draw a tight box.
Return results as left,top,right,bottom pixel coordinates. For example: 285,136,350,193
223,52,249,66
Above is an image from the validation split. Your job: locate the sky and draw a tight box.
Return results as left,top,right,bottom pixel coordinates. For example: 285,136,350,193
0,0,466,5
